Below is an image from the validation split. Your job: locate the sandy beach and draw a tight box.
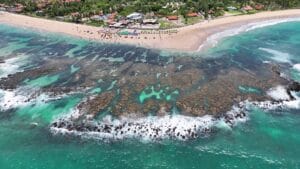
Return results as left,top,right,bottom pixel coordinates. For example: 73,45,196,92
1,9,300,52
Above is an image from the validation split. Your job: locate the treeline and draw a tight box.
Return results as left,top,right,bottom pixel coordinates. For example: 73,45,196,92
1,0,300,18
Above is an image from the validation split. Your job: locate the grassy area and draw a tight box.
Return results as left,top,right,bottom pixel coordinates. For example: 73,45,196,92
246,10,258,14
159,20,178,29
226,10,243,15
186,16,203,25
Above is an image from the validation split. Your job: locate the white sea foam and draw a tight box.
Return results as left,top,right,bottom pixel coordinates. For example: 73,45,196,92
50,103,248,142
253,89,300,110
51,114,215,141
251,99,300,111
0,87,66,111
282,91,300,109
0,89,30,110
198,17,300,51
0,55,28,78
267,86,290,101
259,48,292,64
293,64,300,72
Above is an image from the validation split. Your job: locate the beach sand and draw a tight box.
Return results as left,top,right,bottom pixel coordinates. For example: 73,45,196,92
1,9,300,52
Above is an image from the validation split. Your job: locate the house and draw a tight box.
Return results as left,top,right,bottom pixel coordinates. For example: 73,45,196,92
109,22,126,28
242,5,253,11
142,19,158,24
127,12,143,21
187,12,198,17
0,4,6,11
167,15,178,20
254,4,264,10
8,5,24,13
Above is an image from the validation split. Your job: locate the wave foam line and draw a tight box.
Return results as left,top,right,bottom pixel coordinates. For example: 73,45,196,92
50,105,247,141
252,89,300,110
0,55,28,78
198,17,300,51
0,87,66,111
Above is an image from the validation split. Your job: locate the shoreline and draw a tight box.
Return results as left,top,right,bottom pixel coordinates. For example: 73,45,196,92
1,10,300,52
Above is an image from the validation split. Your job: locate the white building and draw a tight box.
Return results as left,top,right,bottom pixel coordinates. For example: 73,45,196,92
126,12,143,21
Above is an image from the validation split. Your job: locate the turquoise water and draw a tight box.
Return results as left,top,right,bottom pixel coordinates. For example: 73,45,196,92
1,21,300,169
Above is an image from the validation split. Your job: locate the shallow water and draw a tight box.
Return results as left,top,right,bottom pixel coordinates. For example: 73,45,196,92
1,21,300,168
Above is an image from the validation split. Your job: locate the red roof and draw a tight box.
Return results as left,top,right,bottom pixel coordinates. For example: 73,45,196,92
187,13,198,17
167,16,178,20
254,4,264,10
243,5,253,11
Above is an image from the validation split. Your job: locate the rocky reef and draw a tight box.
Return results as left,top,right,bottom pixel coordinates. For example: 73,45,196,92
1,41,299,141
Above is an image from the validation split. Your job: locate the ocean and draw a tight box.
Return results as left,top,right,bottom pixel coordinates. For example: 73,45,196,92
0,19,300,169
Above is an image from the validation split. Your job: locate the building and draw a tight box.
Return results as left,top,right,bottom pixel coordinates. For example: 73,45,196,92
109,22,126,28
187,12,198,17
254,4,264,10
7,4,24,13
227,6,237,11
142,19,158,24
242,5,253,11
167,15,178,21
127,12,143,21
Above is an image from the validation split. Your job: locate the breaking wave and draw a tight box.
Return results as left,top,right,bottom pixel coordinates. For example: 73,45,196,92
0,87,67,111
0,56,28,78
50,103,248,142
198,17,300,51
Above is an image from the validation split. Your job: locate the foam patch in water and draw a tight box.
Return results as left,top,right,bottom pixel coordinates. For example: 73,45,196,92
0,87,66,111
267,86,291,101
293,64,300,72
259,48,292,64
0,56,28,78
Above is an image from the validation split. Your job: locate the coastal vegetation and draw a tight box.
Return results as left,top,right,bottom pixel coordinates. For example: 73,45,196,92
0,0,300,28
